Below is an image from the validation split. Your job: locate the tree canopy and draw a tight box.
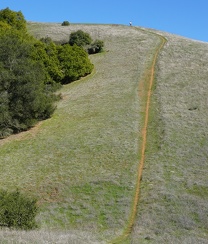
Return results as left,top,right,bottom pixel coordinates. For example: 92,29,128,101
69,30,92,47
0,7,26,31
0,8,94,138
0,31,56,136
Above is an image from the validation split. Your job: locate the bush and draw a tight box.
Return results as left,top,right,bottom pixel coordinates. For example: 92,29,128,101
69,30,92,47
0,189,38,230
88,40,104,54
58,44,94,84
61,21,70,26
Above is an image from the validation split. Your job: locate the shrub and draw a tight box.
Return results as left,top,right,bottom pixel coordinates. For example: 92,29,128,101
69,30,92,47
61,21,70,26
0,189,38,230
58,44,94,84
88,39,104,54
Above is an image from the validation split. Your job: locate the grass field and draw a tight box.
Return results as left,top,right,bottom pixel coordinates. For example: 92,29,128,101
0,24,160,243
132,33,208,243
0,23,208,243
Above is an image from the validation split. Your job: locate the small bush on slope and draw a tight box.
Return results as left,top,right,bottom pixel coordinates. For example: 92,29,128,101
88,39,104,54
61,20,70,26
57,44,94,84
69,30,104,54
69,30,92,47
0,189,38,230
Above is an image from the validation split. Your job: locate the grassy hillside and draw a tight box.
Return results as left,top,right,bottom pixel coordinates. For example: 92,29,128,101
0,23,160,243
133,33,208,243
0,23,208,243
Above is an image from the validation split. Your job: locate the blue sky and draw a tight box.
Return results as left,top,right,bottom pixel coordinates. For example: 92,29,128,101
1,0,208,42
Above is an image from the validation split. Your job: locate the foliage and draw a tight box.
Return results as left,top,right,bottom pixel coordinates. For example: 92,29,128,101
0,189,38,230
0,7,26,32
69,30,92,47
61,21,70,26
0,8,95,137
35,37,94,85
0,31,56,137
0,21,11,35
88,40,104,54
69,30,104,54
33,38,64,85
58,44,94,84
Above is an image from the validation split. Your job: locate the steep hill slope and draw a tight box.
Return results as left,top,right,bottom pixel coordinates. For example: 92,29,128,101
133,31,208,243
0,23,207,243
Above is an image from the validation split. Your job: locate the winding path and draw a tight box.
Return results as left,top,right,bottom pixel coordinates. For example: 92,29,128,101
110,29,167,243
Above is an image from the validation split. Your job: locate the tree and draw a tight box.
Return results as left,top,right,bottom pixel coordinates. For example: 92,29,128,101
8,61,56,129
0,67,13,138
69,30,92,47
0,32,56,136
0,8,96,138
0,21,11,35
32,38,63,86
61,21,70,26
0,8,26,32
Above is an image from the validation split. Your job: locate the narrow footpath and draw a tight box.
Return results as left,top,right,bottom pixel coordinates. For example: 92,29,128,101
110,30,167,243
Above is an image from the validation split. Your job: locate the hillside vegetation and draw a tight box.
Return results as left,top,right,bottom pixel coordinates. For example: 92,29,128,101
0,22,207,243
0,9,93,139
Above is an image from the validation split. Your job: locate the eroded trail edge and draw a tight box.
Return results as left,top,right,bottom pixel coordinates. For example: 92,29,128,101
110,30,167,243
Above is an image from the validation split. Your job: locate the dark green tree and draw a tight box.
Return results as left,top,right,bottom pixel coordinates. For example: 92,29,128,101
8,61,56,130
69,30,92,47
0,32,56,136
61,20,70,26
0,67,13,137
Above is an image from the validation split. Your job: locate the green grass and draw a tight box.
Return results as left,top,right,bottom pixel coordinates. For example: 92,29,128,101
0,23,160,242
1,23,208,243
132,33,208,243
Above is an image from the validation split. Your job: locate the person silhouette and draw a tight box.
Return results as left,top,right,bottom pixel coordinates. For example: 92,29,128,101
129,21,132,26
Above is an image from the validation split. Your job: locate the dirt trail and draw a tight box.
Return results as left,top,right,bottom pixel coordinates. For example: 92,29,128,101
110,30,167,243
